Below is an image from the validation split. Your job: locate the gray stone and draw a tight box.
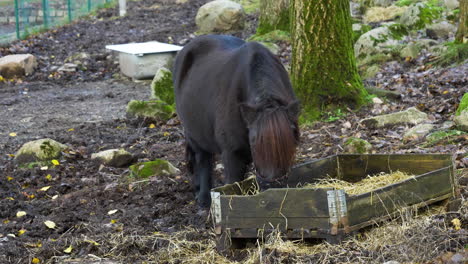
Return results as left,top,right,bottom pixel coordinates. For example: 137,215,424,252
343,137,373,154
196,0,245,33
350,1,362,17
441,121,455,130
361,107,429,128
400,43,421,58
129,159,180,179
454,110,468,132
363,65,381,79
403,124,435,142
352,24,362,32
150,67,172,99
374,0,394,7
15,138,67,164
126,100,175,121
399,3,424,28
415,39,438,50
0,54,37,76
58,63,78,72
450,252,466,263
426,21,457,40
0,62,25,79
355,27,399,58
383,261,400,264
444,0,459,10
363,6,407,23
91,149,134,167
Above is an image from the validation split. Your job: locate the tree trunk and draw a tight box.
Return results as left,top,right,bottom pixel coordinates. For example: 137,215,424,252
455,0,467,43
257,0,290,34
290,0,367,120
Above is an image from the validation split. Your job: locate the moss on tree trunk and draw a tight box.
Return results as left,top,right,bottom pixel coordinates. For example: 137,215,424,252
290,0,367,121
257,0,290,34
455,0,467,44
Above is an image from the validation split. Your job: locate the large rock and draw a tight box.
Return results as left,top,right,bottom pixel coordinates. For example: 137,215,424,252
0,62,25,79
403,124,435,142
363,6,407,23
444,0,459,10
150,67,174,104
0,54,37,76
355,27,399,58
361,107,429,128
426,21,457,40
399,3,424,28
15,138,67,164
91,149,134,167
126,100,175,121
129,159,180,179
196,0,245,33
454,110,468,132
343,137,373,154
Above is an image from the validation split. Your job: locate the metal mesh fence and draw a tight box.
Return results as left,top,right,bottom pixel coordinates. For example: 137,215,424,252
0,0,114,44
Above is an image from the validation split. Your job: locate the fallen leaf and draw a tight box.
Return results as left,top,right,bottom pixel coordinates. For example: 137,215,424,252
40,166,48,171
44,220,56,229
32,257,40,263
9,132,17,137
6,176,13,181
163,132,170,137
45,174,52,181
51,195,58,200
6,197,14,201
63,245,73,253
451,218,461,230
149,123,156,128
7,154,14,158
3,220,10,224
84,239,100,246
108,209,118,215
16,211,27,218
18,229,26,236
110,219,117,224
51,160,60,166
67,128,74,132
39,186,51,192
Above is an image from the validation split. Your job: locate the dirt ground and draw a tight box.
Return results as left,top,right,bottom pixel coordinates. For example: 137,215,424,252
0,0,467,263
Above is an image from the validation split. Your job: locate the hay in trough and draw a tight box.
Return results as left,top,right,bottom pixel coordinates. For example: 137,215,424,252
305,171,416,195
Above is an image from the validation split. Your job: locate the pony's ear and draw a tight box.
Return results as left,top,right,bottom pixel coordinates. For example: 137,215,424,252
240,103,258,125
286,100,300,119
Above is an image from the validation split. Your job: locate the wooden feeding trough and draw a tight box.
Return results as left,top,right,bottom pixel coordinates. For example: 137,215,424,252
210,154,456,248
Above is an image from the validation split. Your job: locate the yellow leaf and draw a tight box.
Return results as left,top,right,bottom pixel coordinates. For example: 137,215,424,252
9,132,17,137
44,220,56,229
16,211,27,218
110,219,117,224
6,176,13,181
39,186,51,192
84,239,100,246
32,258,40,264
7,154,15,158
3,219,10,224
6,197,14,201
163,132,170,137
107,209,118,215
67,128,74,132
51,160,60,166
451,218,461,230
443,90,449,94
18,229,26,236
149,123,156,128
63,245,73,253
45,174,52,181
0,76,4,82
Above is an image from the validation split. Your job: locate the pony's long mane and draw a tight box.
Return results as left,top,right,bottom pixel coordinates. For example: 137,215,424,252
253,108,298,178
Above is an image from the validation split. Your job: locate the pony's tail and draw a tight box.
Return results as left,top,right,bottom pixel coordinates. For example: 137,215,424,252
253,110,298,178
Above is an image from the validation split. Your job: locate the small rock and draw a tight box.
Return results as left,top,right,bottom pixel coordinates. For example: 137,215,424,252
91,149,134,167
400,43,421,59
454,110,468,132
15,138,67,164
361,107,429,128
426,21,457,40
343,121,352,129
444,0,459,10
0,62,25,79
441,121,455,130
129,159,180,179
215,163,224,172
58,63,78,72
0,54,37,76
196,0,245,33
150,67,173,103
363,6,407,23
343,137,372,154
355,27,399,58
451,253,465,263
364,65,381,79
126,100,175,121
399,3,425,28
383,261,400,264
403,124,434,142
372,97,384,104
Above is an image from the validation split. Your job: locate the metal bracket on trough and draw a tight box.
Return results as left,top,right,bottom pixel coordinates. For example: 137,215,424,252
327,189,348,235
211,192,222,233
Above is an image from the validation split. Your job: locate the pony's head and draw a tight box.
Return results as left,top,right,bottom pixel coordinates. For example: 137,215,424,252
241,99,300,188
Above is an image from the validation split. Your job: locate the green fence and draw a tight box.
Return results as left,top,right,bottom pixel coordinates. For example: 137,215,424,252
0,0,114,44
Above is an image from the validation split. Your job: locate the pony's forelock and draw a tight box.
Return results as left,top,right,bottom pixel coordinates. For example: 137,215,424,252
252,109,298,179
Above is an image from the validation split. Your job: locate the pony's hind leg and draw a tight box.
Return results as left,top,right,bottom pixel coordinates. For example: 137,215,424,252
188,143,214,208
222,149,252,184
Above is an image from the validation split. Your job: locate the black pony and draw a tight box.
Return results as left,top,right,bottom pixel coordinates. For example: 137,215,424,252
173,35,300,207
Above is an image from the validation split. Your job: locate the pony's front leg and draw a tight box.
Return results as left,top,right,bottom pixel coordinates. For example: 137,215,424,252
222,150,252,184
194,150,214,208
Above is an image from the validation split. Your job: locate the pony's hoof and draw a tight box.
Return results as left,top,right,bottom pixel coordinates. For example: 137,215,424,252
196,192,212,208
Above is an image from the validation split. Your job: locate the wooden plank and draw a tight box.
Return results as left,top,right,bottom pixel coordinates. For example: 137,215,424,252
337,154,452,183
212,176,259,195
224,217,330,230
346,167,454,226
288,155,337,186
220,188,330,219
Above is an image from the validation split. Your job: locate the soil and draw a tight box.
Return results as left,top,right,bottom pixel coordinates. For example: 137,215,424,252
0,0,467,263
